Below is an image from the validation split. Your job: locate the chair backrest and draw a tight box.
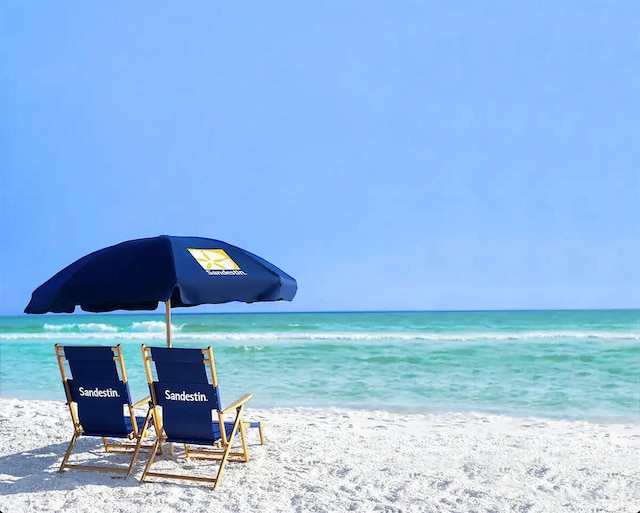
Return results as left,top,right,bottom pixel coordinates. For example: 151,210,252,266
142,346,225,445
56,344,136,437
150,347,211,384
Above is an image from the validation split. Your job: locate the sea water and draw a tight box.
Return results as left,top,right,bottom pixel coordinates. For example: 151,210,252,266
0,310,638,421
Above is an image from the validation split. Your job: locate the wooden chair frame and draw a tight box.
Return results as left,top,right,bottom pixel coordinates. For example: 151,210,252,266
55,344,153,476
140,345,253,489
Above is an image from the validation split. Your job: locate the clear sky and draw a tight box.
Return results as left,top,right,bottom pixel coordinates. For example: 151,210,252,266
1,0,638,315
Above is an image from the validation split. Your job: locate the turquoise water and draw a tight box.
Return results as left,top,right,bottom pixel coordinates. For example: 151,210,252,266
0,310,638,421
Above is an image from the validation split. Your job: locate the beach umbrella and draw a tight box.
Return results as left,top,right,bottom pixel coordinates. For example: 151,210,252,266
24,235,297,346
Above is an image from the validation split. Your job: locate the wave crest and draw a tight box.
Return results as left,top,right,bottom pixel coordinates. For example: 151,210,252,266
2,329,638,342
130,321,180,333
43,323,118,333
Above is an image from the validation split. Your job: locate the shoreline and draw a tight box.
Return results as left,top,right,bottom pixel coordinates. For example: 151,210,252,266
3,392,638,426
1,397,639,512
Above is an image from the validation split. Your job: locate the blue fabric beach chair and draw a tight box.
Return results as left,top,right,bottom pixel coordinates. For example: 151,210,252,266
55,344,153,476
140,345,253,489
146,343,265,445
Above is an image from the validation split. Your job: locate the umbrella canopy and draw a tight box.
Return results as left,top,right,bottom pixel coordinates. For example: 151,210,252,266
24,235,297,345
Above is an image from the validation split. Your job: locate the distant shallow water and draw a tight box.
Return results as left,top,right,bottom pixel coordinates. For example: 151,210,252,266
1,310,638,421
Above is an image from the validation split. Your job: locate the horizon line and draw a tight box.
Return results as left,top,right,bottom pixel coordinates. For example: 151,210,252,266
3,306,640,317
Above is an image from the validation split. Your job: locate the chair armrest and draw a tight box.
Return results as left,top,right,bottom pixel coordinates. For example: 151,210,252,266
132,395,151,409
222,393,253,414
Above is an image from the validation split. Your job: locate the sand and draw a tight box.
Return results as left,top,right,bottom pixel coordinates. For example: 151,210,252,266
0,398,638,513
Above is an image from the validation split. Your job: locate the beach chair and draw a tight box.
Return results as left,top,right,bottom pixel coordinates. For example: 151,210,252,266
55,344,153,477
140,345,252,489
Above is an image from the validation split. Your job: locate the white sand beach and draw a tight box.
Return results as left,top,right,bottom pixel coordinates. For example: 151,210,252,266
0,397,638,513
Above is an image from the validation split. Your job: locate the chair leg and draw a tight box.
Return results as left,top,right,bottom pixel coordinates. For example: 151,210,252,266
238,421,250,463
213,408,245,489
126,442,141,477
59,432,80,473
140,407,249,488
244,422,266,445
127,410,154,478
140,438,163,483
212,432,235,490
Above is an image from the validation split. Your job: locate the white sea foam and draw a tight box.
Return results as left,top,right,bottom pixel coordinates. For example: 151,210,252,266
43,322,118,333
42,323,70,332
130,321,179,333
0,397,638,513
3,329,639,342
0,332,168,341
78,323,119,333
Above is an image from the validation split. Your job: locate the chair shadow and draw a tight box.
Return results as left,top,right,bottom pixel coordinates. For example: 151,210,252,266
0,435,266,495
0,439,144,496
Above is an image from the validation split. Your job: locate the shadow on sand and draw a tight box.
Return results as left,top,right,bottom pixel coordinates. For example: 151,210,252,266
0,438,145,496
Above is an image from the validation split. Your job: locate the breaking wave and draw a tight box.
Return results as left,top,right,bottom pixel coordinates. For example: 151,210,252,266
2,329,638,342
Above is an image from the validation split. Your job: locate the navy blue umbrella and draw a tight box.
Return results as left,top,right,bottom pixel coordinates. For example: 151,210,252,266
24,235,297,345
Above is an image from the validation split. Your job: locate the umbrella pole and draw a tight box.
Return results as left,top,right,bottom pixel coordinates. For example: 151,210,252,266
165,300,172,347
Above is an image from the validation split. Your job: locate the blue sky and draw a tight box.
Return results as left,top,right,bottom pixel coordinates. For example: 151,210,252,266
1,0,638,315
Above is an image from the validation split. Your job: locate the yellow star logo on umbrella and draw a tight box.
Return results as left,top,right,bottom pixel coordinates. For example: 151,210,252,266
187,249,241,271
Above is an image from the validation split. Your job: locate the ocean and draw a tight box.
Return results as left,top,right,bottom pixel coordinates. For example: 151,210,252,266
0,310,638,421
